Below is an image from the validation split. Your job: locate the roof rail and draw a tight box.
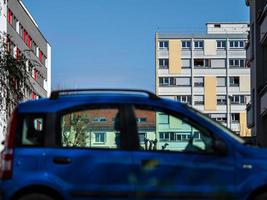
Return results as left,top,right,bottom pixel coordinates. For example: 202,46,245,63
50,89,160,100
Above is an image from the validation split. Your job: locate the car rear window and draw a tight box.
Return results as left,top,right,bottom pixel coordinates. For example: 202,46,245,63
19,115,45,146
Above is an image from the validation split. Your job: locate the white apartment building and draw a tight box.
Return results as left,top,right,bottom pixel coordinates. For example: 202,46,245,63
156,23,251,137
0,0,51,144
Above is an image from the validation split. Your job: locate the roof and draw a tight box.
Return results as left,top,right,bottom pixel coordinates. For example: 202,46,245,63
206,22,249,25
157,33,248,39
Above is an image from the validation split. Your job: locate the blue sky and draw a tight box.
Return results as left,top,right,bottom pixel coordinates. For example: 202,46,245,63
23,0,249,92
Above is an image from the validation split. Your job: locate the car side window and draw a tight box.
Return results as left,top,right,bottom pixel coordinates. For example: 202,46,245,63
21,116,45,146
134,107,216,153
61,106,124,149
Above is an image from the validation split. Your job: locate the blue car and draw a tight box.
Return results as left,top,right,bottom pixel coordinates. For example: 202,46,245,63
0,89,267,200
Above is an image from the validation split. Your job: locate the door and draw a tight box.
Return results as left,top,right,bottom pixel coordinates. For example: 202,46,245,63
44,105,137,199
131,106,236,199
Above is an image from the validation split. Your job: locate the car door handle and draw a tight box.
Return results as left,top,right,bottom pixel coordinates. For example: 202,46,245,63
141,159,160,169
53,157,72,164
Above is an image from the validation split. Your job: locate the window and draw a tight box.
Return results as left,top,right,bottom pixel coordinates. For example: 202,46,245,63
211,59,226,68
139,133,146,143
7,9,13,24
28,35,32,48
182,41,191,48
61,106,122,149
182,59,191,68
229,40,245,48
217,95,227,105
134,107,217,153
210,113,227,123
231,113,240,123
159,41,168,49
158,113,169,124
92,117,107,122
159,77,170,86
194,95,204,105
175,77,191,86
229,77,240,87
159,77,191,87
217,77,226,87
39,50,43,63
217,40,226,48
194,59,210,68
194,40,204,49
21,116,45,146
194,77,204,87
94,132,105,143
177,95,192,105
137,117,147,123
23,30,28,44
231,95,246,104
229,59,245,68
159,59,169,69
34,69,37,80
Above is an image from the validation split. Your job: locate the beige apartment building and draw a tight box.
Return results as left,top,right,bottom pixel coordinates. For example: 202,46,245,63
155,23,251,137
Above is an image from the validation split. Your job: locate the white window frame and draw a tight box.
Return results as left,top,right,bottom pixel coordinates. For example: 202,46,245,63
217,77,226,87
177,95,192,104
229,77,240,87
159,59,169,69
194,40,204,49
94,132,106,143
229,59,245,68
229,40,245,49
217,95,227,105
194,77,204,87
216,40,226,49
194,95,204,105
182,41,191,49
159,41,169,49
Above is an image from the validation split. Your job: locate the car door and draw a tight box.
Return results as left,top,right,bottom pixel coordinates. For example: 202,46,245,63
131,106,236,199
43,104,138,199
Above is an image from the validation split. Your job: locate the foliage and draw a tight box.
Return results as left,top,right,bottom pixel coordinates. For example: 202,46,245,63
62,114,90,147
0,34,34,130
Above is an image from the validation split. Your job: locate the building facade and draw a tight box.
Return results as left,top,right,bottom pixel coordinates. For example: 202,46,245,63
156,23,251,137
0,0,51,142
246,0,267,146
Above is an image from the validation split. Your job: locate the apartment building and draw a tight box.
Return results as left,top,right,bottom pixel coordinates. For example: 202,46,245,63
156,23,251,138
0,0,51,141
246,0,267,146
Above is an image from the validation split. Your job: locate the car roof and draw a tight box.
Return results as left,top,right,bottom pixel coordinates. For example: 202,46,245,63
18,93,183,113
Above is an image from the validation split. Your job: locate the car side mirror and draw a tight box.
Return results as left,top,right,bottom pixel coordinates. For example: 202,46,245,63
213,140,228,156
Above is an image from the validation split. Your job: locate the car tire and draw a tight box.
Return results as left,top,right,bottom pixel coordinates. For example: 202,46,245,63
254,192,267,200
17,193,55,200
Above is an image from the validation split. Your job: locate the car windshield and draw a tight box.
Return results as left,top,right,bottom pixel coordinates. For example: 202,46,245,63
185,105,245,144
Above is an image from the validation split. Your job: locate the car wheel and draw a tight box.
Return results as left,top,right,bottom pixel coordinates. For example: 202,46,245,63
254,192,267,200
17,193,55,200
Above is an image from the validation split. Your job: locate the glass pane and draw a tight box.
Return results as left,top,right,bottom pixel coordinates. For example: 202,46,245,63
22,116,45,146
134,107,215,153
61,107,120,149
